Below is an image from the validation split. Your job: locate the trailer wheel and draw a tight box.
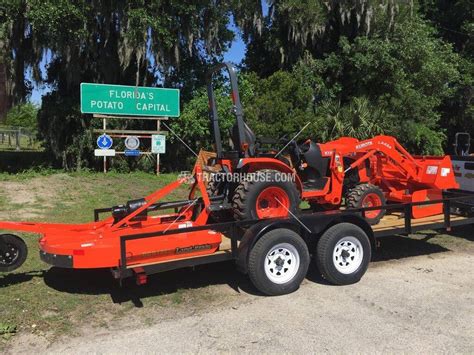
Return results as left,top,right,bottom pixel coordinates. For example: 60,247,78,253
0,234,28,272
346,183,385,225
232,169,299,220
248,228,309,295
316,223,371,285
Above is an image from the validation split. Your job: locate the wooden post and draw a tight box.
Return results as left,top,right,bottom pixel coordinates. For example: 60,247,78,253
15,129,20,151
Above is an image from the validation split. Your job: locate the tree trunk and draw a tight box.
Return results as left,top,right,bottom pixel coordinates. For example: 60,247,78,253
0,62,11,122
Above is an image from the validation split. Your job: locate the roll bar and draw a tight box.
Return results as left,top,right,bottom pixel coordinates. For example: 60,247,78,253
206,62,247,159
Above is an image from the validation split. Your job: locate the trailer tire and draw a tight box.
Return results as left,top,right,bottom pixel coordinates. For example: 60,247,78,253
0,234,28,272
316,223,371,285
248,228,309,296
232,169,299,220
346,183,385,225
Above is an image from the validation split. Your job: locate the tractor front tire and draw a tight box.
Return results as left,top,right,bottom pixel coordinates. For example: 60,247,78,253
248,228,310,295
346,183,386,225
232,170,300,220
0,234,28,272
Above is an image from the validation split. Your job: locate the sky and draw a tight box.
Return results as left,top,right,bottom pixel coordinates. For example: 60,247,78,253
29,30,247,105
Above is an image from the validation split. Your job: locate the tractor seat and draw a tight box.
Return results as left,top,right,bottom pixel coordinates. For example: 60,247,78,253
301,141,329,177
299,141,330,191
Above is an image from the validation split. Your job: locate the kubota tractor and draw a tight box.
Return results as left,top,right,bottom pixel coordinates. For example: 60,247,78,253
204,63,459,225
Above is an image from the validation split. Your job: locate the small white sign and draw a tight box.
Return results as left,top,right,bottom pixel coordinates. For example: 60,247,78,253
125,136,140,150
94,149,116,157
152,134,166,154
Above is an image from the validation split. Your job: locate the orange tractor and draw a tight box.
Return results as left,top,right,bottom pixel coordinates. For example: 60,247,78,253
205,63,459,225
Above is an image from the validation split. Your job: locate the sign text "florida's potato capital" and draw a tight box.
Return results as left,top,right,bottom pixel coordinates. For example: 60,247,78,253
80,83,180,117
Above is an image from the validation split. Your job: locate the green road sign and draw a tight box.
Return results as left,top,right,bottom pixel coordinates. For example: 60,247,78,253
80,83,179,117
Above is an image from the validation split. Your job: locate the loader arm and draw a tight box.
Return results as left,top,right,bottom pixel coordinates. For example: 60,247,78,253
320,135,421,181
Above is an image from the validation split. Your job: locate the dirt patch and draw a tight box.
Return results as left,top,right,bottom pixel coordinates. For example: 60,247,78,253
0,174,73,219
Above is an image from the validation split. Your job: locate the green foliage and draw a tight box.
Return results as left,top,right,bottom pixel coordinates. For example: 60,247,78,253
5,103,38,129
315,97,390,142
285,17,463,154
244,70,315,138
0,0,472,171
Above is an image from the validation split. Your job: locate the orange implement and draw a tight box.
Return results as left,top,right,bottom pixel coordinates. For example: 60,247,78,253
0,167,223,269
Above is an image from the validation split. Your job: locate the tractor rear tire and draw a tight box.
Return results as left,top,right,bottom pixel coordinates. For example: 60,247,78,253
206,173,223,197
346,183,386,225
205,174,232,222
248,228,309,295
0,234,28,272
316,223,371,285
232,169,299,220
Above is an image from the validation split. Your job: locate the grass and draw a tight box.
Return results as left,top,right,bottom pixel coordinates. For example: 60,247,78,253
0,171,208,346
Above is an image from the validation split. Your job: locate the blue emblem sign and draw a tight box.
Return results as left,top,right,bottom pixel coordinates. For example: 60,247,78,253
124,149,140,157
97,134,113,149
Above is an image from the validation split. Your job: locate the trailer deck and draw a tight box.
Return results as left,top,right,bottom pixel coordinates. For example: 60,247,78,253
128,211,473,268
111,190,474,286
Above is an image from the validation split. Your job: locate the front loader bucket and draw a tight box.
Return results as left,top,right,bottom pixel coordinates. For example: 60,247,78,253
415,156,459,190
411,189,443,219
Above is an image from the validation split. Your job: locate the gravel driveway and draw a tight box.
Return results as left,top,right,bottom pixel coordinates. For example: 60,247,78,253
8,230,474,354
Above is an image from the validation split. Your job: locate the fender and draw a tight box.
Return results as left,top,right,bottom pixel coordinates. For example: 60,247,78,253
237,157,303,193
236,212,374,274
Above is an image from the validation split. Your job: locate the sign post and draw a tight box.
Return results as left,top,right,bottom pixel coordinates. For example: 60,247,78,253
157,120,160,174
102,118,107,173
81,83,179,174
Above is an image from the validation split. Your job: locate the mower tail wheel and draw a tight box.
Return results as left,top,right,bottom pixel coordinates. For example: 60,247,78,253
232,169,300,220
316,223,371,285
346,183,386,225
248,228,309,295
0,234,28,272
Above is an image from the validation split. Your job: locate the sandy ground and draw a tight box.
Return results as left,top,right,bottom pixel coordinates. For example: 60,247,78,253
7,229,474,354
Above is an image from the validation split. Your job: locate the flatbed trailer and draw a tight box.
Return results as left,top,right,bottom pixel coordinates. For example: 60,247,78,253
1,177,473,296
92,189,474,293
